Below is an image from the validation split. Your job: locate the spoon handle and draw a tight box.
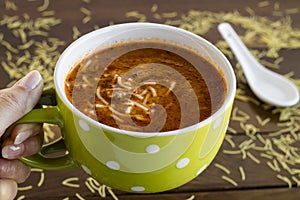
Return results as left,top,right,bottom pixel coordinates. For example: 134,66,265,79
218,23,260,78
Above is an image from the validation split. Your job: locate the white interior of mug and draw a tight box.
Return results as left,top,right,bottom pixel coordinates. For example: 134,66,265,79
54,22,236,137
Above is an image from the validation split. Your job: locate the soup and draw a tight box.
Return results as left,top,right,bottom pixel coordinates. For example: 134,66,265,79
64,40,227,132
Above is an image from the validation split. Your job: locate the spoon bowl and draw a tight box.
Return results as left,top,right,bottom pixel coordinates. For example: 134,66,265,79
218,23,299,107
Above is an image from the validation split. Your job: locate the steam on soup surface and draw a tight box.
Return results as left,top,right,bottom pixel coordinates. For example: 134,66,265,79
64,41,227,132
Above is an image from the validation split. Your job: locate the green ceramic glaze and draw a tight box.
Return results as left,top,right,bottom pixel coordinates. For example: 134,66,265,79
5,90,234,193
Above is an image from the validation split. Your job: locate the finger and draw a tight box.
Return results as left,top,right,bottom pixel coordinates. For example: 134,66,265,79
0,70,43,136
11,123,43,145
0,179,18,200
0,159,31,183
2,133,44,160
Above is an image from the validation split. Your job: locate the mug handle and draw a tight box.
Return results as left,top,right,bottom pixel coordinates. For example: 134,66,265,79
2,87,77,170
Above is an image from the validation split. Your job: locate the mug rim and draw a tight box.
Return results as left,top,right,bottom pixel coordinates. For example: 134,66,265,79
54,22,236,137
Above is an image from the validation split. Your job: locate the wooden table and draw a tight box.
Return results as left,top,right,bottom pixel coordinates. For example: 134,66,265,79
1,0,300,199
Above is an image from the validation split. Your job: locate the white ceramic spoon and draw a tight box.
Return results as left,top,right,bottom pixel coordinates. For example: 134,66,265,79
218,22,299,107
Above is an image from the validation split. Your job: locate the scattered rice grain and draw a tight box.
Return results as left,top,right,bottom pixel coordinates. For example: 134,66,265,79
221,175,238,187
107,187,119,200
260,153,273,159
75,193,85,200
41,10,55,17
82,16,91,24
37,171,45,187
98,185,106,197
62,177,80,188
227,126,237,134
1,40,19,53
215,163,231,174
225,135,236,148
162,12,178,18
292,176,300,187
267,161,280,172
85,180,96,193
80,7,91,15
245,7,255,15
37,0,50,12
256,115,271,126
151,4,158,12
186,195,195,200
285,8,299,15
5,0,18,11
246,152,261,164
239,166,246,181
16,195,26,200
18,185,33,191
257,1,270,8
274,2,280,10
223,149,241,154
276,174,292,188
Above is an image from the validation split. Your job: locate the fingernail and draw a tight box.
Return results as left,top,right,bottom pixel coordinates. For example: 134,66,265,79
14,130,32,145
2,144,24,159
18,70,42,91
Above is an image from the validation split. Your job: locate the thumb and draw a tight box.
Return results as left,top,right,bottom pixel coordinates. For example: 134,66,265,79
0,70,43,136
0,179,18,200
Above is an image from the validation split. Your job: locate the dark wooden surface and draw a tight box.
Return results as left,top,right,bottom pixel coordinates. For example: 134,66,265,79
1,0,300,199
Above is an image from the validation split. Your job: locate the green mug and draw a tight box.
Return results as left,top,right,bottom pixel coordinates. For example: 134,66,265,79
4,23,236,193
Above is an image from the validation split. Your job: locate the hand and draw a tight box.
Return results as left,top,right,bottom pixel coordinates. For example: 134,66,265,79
0,71,44,200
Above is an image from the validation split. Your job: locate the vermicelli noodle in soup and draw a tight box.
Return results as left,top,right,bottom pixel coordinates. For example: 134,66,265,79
64,40,227,132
